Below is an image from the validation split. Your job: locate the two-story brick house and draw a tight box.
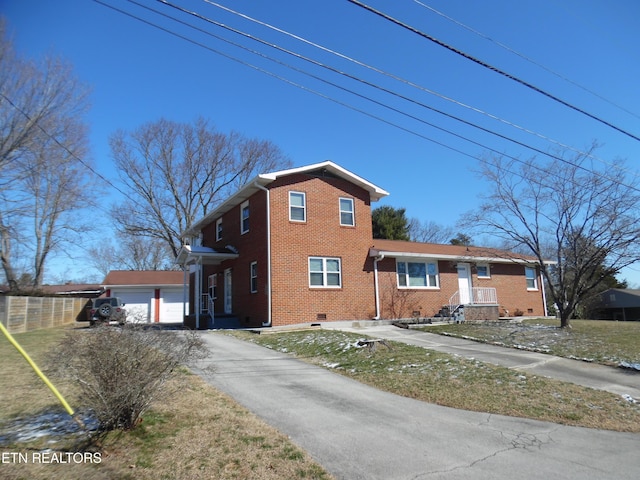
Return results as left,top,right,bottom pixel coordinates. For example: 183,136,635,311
176,161,548,328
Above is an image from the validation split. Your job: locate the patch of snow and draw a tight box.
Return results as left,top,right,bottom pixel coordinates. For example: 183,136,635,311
619,361,640,371
621,394,638,404
323,362,340,369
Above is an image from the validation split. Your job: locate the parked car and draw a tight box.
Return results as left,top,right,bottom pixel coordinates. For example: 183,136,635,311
89,297,127,326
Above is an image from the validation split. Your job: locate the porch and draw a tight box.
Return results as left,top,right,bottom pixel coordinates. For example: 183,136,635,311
449,287,499,322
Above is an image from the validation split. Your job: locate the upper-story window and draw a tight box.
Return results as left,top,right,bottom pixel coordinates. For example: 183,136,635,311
525,266,538,290
289,191,306,222
241,201,250,234
216,218,223,241
339,197,355,226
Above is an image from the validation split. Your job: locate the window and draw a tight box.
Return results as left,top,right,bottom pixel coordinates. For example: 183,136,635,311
208,274,217,300
339,197,355,226
396,260,438,288
250,262,258,293
216,218,223,241
241,201,250,234
525,266,537,290
477,263,490,278
289,191,306,222
309,257,342,288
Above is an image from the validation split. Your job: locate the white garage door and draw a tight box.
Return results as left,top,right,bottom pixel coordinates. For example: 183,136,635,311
160,289,187,323
113,291,152,323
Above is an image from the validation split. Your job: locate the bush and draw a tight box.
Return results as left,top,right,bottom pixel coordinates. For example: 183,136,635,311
48,325,208,431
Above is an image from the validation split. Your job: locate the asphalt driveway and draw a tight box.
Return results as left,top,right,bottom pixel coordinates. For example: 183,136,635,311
192,332,639,480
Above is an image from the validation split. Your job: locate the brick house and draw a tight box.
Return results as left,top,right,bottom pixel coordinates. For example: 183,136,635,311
176,161,548,328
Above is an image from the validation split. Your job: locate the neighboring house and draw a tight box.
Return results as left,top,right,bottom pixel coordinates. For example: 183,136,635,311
102,270,188,323
593,289,640,321
176,161,549,329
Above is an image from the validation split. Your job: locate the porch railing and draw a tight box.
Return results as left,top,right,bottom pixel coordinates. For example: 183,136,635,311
448,287,498,318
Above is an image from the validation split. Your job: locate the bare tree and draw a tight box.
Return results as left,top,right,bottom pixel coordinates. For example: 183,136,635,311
87,235,173,277
464,147,640,328
0,21,93,289
408,218,456,244
110,118,291,258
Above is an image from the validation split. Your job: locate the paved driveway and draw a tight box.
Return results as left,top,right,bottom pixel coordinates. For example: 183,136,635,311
193,333,639,480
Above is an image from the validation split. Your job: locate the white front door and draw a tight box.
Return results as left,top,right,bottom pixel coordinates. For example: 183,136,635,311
457,263,472,304
224,269,232,314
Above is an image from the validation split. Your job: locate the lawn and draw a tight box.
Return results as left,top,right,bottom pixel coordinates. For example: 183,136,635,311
234,327,640,432
0,324,333,480
421,318,640,366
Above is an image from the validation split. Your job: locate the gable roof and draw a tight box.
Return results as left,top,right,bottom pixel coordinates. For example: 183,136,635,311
184,161,389,236
102,270,185,287
369,239,545,264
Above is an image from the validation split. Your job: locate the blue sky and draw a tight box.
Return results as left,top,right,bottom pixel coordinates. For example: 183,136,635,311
2,0,640,284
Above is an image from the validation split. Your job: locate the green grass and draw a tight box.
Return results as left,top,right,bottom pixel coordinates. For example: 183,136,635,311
234,328,640,432
421,319,640,365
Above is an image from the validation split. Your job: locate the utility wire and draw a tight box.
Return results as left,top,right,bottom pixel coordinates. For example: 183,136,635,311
347,0,640,143
200,0,639,184
412,0,640,121
103,0,640,195
153,0,640,192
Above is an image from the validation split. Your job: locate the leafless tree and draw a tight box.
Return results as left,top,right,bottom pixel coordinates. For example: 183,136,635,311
408,218,456,244
109,118,291,258
0,21,93,289
87,235,173,278
464,147,640,328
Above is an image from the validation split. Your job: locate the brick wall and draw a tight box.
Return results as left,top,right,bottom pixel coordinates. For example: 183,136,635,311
269,173,377,326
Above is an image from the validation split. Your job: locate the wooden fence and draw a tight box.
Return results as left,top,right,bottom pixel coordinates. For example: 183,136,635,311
0,296,91,334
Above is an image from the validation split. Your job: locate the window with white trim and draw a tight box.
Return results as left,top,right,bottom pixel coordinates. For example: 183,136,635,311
309,257,342,288
216,218,223,241
477,263,490,278
250,262,258,293
339,197,355,226
208,274,217,300
240,201,250,234
525,266,538,290
396,260,439,288
289,191,306,222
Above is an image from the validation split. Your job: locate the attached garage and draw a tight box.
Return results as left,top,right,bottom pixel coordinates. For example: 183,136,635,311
102,271,188,324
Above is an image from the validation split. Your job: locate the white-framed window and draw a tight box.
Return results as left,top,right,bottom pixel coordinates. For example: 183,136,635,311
525,266,538,290
396,260,439,288
216,218,223,241
289,191,306,222
477,263,490,278
201,293,209,312
208,274,217,300
309,257,342,288
250,261,258,293
339,197,355,226
240,200,250,234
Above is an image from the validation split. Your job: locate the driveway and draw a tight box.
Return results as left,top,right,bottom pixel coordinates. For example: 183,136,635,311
193,333,639,480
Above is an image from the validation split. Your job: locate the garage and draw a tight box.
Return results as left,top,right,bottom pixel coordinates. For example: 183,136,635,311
112,290,153,323
102,271,188,324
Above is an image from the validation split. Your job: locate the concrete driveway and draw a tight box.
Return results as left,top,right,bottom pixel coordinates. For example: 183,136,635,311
192,333,639,480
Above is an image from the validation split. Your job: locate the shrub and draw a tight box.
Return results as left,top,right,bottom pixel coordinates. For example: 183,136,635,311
48,324,208,431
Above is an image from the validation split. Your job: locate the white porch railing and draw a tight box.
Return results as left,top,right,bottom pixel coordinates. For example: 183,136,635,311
448,287,498,317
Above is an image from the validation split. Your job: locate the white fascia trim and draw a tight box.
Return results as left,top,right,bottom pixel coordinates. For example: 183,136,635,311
372,250,550,265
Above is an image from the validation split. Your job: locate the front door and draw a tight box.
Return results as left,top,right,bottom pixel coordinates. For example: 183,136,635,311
457,263,472,304
224,269,232,314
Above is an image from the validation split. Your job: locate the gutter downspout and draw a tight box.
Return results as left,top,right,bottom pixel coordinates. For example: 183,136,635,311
254,182,272,327
373,254,385,320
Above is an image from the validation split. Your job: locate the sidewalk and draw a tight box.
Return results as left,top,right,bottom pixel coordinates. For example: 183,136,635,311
322,322,640,401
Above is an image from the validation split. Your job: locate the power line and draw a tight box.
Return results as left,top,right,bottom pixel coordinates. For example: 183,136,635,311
346,0,640,143
412,0,640,121
153,0,640,192
97,0,640,196
199,0,639,184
